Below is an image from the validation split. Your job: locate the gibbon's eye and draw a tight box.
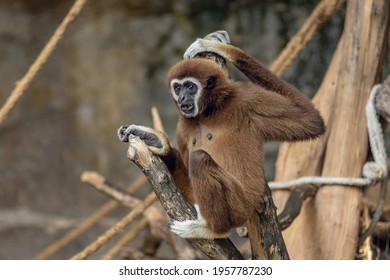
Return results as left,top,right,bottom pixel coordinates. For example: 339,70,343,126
206,77,216,89
184,81,198,94
173,83,181,95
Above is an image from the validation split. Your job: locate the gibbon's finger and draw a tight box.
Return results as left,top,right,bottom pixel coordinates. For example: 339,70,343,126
183,39,205,59
183,30,231,59
117,125,130,142
203,30,230,44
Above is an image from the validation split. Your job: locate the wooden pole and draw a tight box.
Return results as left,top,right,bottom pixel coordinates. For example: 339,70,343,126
273,0,389,259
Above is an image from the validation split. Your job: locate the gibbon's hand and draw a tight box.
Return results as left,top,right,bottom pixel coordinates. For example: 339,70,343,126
183,30,230,59
117,124,169,156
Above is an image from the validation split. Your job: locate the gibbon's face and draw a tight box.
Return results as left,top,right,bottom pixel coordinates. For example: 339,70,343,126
167,58,227,118
169,77,202,118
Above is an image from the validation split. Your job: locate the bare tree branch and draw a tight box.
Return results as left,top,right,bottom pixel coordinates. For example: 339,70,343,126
278,185,317,230
126,135,244,260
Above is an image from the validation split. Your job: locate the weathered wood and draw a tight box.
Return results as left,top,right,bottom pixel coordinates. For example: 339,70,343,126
273,33,344,212
316,0,389,259
278,185,317,231
237,185,317,237
126,135,244,260
247,184,289,260
272,30,344,259
274,0,389,259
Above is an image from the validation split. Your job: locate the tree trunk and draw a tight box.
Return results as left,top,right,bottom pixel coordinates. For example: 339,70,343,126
273,0,389,259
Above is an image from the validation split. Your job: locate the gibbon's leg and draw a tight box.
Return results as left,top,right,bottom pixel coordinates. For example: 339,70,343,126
170,150,246,239
117,124,195,203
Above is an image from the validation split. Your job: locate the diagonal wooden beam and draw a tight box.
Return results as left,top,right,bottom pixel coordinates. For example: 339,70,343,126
274,0,389,259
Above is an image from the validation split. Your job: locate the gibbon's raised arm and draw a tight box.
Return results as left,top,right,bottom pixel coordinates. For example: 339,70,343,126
184,38,297,94
185,38,325,142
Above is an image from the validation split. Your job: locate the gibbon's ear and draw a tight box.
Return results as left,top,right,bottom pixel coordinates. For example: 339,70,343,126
205,77,216,90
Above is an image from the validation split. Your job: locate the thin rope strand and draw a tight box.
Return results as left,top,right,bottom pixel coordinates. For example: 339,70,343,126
70,192,156,260
269,0,345,77
0,0,87,125
101,218,148,260
33,175,147,260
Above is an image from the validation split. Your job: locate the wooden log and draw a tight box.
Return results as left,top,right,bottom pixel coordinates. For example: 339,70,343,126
247,183,290,260
273,0,389,259
272,32,344,260
316,0,389,259
273,34,343,212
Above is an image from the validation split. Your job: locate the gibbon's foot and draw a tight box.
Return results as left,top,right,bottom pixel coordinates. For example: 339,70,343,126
117,124,169,155
169,204,231,239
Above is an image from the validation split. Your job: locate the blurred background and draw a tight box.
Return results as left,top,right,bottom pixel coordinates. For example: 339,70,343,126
0,0,388,259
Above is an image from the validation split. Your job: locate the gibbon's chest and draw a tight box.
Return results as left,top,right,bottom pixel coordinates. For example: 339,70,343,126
186,122,225,154
183,114,263,171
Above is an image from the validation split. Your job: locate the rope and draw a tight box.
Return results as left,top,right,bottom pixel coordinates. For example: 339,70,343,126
269,176,373,190
269,0,345,77
269,84,387,190
366,85,388,178
359,84,388,244
0,0,87,125
34,175,147,260
70,192,156,260
101,218,148,260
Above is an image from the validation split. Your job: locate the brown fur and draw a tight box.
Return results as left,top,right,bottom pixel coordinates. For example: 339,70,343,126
163,42,325,236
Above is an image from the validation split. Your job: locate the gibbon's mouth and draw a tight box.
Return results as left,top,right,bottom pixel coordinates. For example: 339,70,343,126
181,103,194,112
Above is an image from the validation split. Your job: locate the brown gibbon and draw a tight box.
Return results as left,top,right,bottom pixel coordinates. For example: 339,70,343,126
118,35,325,239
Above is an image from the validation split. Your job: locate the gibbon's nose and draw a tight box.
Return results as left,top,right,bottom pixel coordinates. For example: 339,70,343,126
178,94,186,104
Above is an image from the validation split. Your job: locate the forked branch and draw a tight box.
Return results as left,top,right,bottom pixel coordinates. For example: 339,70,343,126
126,135,244,260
